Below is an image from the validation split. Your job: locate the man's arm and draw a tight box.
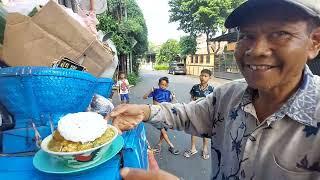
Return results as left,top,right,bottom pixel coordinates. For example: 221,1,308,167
143,88,153,99
147,93,217,137
109,92,217,137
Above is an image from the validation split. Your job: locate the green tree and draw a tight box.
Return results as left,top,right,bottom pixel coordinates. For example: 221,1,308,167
169,0,244,54
97,0,148,73
148,42,160,54
156,39,180,64
179,35,197,58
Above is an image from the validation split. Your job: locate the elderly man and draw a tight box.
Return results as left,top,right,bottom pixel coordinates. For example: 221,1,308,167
109,0,320,179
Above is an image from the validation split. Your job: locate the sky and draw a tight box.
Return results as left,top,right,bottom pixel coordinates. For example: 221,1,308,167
136,0,186,45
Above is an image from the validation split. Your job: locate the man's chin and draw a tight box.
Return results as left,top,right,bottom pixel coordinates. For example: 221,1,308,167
245,79,273,90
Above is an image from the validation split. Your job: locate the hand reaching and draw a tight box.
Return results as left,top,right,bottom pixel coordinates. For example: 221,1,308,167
107,104,150,132
121,168,179,180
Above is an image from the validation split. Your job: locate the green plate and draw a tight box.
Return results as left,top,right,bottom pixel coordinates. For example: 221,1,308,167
33,135,124,174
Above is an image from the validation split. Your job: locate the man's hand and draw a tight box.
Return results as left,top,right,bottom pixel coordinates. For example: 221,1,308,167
121,168,179,180
107,104,150,132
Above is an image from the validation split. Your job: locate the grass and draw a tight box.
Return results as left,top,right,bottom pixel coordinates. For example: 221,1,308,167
154,64,169,70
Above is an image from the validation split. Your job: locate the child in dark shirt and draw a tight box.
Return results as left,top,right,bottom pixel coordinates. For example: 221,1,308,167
143,77,180,155
184,69,214,160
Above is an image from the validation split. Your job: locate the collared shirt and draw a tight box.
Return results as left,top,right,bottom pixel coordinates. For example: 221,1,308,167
190,84,214,100
148,88,172,103
148,66,320,180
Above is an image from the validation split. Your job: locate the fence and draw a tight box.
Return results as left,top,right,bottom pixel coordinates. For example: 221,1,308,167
214,52,242,80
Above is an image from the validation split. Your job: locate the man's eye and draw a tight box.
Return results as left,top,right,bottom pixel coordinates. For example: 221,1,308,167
270,31,291,38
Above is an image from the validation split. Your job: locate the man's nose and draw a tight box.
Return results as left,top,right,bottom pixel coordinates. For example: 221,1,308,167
245,36,272,57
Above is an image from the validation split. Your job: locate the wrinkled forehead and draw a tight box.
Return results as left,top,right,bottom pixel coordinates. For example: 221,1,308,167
238,4,310,30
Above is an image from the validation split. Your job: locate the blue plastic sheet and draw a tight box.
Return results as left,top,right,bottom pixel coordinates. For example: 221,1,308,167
122,123,148,169
0,123,148,179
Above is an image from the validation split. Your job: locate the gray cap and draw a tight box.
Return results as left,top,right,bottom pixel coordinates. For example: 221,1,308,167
225,0,320,28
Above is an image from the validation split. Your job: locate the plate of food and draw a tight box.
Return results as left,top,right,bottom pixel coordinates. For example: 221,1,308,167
33,112,123,173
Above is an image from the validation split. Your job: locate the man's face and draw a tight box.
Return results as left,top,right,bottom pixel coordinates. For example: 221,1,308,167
199,73,210,84
235,9,319,91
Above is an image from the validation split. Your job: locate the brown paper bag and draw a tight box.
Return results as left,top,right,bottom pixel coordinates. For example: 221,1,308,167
2,0,113,76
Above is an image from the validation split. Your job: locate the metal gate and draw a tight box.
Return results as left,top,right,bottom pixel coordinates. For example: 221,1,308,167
214,52,243,80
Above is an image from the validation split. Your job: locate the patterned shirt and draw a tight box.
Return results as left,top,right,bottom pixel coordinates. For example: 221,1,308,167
190,84,214,100
117,79,129,94
148,88,172,103
147,65,320,180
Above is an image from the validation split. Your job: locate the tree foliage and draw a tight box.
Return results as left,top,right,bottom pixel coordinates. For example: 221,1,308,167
169,0,244,54
97,0,148,72
156,39,180,64
148,42,160,54
179,35,197,57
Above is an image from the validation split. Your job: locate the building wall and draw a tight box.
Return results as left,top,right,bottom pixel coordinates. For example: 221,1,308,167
186,54,215,76
186,34,225,76
227,42,236,51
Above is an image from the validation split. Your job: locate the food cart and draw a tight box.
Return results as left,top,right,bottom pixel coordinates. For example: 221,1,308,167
0,1,149,178
0,66,148,179
0,123,148,179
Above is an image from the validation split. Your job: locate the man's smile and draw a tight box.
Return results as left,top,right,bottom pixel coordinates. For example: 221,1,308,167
244,64,278,72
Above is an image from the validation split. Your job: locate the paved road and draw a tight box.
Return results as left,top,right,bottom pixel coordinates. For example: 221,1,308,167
113,70,230,180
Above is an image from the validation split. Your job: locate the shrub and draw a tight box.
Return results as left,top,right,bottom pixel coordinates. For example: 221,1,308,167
154,64,169,70
127,72,139,85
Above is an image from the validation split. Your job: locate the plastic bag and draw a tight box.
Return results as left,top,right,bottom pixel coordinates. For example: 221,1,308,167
2,0,50,15
99,31,119,78
78,9,99,35
87,94,114,117
0,102,14,131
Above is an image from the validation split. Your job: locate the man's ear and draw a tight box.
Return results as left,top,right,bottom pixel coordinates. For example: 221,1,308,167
308,27,320,60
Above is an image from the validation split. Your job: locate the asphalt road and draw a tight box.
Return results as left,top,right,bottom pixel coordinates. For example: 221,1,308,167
113,69,230,180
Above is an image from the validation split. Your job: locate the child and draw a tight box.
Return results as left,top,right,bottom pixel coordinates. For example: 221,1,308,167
184,69,214,160
117,72,130,104
143,77,180,155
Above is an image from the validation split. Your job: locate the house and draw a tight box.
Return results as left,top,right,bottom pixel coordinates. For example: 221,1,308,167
211,30,243,80
186,34,226,76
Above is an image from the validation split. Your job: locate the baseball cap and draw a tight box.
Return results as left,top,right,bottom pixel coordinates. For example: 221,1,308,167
225,0,320,28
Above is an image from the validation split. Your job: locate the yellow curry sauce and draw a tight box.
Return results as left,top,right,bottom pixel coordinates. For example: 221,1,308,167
48,128,115,152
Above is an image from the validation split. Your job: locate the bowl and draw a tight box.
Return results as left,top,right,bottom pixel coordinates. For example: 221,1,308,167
40,125,119,168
